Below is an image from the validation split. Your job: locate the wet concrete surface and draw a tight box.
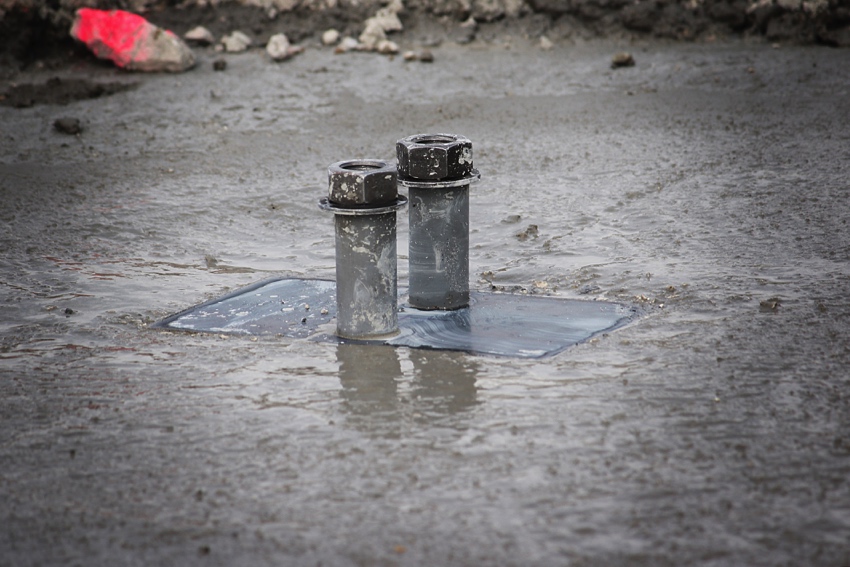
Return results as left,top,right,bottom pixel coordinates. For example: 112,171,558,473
1,39,849,565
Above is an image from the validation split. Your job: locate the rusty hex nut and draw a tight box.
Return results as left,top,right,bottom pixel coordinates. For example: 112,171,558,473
396,133,473,181
328,159,398,207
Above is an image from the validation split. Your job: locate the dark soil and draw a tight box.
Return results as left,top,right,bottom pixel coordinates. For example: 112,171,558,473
0,0,847,83
0,76,137,107
0,8,89,73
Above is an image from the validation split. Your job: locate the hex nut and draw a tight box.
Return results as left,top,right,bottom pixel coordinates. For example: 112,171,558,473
328,159,398,207
396,133,473,180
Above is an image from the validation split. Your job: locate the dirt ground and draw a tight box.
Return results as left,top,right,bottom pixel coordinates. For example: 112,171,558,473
0,0,849,77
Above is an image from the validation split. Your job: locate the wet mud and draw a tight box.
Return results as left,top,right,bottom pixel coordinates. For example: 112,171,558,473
1,38,850,566
0,76,138,107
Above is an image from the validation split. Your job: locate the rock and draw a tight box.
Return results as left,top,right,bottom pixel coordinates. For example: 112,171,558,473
372,6,403,33
376,39,399,54
400,48,433,61
212,58,227,71
539,35,554,50
266,33,304,61
334,36,360,53
70,8,195,73
53,117,82,135
358,0,404,51
611,51,635,69
516,224,539,241
322,28,340,46
184,25,214,46
221,31,251,53
266,33,289,58
358,19,387,50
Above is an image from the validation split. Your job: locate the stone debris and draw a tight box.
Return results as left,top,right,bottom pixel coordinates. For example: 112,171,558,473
539,35,553,50
321,29,340,46
516,224,539,241
357,0,404,52
53,117,82,135
266,32,304,61
611,51,635,68
69,8,195,72
184,25,214,45
221,30,251,53
212,58,227,71
402,49,434,62
358,18,388,50
376,39,399,54
334,36,360,54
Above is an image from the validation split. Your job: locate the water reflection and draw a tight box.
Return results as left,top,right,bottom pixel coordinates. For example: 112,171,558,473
337,343,402,419
408,349,478,416
336,344,480,433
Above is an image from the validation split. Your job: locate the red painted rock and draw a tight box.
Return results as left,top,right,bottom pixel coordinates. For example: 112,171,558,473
70,8,195,72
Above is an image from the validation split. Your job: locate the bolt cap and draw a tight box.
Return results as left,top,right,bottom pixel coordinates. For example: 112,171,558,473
396,133,473,181
328,159,398,207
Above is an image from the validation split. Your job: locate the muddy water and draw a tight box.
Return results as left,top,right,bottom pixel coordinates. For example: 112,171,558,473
1,40,849,565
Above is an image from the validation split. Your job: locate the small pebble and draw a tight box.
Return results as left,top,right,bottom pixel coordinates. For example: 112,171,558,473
611,52,635,69
266,33,290,59
403,50,417,61
376,39,399,55
322,29,340,46
266,33,304,61
418,49,434,63
213,58,227,71
320,308,329,315
184,26,215,46
540,36,554,51
334,36,360,54
221,31,251,53
53,117,82,135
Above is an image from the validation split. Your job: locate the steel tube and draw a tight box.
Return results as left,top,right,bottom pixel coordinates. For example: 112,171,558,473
397,133,480,311
333,211,399,339
319,159,406,339
407,184,470,310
